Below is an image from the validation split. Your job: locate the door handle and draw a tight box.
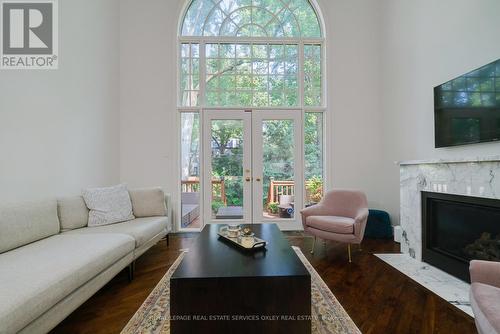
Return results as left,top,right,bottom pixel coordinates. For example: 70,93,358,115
255,178,261,182
245,177,251,182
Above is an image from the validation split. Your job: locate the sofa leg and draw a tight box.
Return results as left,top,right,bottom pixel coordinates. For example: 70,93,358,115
166,234,170,247
311,236,316,254
128,262,135,282
348,244,352,263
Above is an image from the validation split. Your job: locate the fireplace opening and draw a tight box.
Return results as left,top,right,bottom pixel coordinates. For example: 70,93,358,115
422,191,500,282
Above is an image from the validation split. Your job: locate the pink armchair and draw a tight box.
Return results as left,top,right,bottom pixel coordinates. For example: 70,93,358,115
469,260,500,334
300,189,368,262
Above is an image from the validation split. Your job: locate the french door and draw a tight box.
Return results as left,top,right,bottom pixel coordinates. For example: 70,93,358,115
202,110,303,230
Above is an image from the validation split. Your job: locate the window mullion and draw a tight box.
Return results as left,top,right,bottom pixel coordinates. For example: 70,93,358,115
298,42,305,108
200,41,206,108
177,43,181,107
235,43,239,106
268,43,274,106
321,42,325,107
179,36,322,44
189,45,193,106
250,42,254,107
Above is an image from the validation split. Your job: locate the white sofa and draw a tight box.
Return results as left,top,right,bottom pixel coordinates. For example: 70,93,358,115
0,188,171,334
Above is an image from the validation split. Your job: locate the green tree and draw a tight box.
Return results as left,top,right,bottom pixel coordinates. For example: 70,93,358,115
210,120,244,206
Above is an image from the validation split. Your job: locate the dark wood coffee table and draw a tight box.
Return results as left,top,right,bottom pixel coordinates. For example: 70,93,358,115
170,223,311,334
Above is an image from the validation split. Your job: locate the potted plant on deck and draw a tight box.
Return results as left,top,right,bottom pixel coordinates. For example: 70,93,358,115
267,202,279,216
306,176,323,207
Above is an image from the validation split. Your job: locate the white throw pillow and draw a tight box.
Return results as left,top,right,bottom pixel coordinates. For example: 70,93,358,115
129,187,167,218
82,184,135,227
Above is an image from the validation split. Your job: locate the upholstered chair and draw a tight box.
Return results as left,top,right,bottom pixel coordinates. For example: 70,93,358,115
469,260,500,334
300,189,369,262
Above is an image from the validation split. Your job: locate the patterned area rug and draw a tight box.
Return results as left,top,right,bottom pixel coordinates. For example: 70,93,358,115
121,246,360,334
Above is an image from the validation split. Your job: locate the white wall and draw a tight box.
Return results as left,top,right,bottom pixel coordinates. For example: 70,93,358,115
380,0,500,222
119,0,387,230
0,0,120,203
320,0,385,209
119,0,182,197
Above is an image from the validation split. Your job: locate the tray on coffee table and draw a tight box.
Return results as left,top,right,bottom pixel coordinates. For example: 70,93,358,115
217,226,267,250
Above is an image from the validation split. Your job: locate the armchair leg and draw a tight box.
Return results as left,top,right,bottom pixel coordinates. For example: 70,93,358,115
348,244,352,263
358,243,362,252
311,236,316,254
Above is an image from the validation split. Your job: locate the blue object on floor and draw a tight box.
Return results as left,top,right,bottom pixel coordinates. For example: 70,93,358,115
365,209,393,239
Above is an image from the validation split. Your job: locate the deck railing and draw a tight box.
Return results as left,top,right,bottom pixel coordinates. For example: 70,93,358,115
267,179,294,204
181,178,226,205
183,178,295,206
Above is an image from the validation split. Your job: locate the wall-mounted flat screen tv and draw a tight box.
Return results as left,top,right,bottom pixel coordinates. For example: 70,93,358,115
434,58,500,148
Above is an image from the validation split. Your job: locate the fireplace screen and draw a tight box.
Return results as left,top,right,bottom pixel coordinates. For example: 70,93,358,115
422,191,500,282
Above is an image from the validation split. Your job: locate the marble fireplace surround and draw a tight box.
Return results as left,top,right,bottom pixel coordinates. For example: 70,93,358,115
399,155,500,261
377,155,500,316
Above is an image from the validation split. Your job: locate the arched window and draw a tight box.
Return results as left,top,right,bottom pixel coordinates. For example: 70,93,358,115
179,0,324,108
178,0,325,231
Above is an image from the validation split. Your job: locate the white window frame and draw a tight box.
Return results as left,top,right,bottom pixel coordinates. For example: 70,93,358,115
176,0,327,232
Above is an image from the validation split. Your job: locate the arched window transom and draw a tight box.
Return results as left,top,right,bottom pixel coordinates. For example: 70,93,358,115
181,0,321,38
179,0,323,108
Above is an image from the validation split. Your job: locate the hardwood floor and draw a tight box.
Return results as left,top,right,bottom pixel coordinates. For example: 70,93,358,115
51,233,477,334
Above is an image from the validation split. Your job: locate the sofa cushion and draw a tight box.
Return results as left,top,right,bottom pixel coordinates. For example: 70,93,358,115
82,184,135,227
0,199,59,254
58,196,89,231
63,217,168,248
129,188,167,218
471,282,500,334
306,215,355,234
0,233,135,334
